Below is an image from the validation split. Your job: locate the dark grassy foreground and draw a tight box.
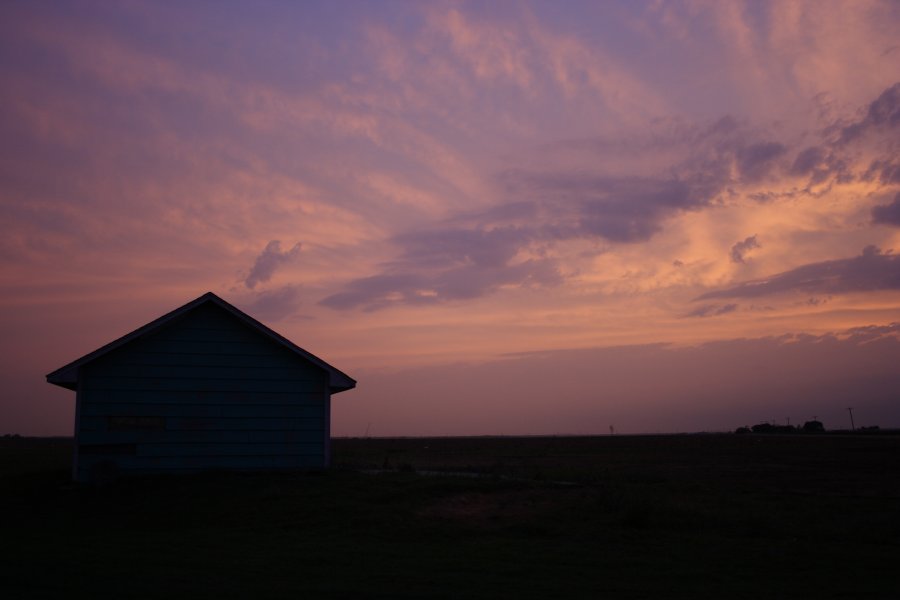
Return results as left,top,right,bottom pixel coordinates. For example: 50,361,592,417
2,435,899,598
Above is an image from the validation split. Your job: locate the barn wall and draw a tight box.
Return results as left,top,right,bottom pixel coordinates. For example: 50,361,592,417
74,303,330,481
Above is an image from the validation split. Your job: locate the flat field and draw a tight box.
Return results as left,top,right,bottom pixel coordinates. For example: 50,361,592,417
1,434,898,598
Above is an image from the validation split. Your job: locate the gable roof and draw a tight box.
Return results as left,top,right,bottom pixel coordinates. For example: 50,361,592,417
46,292,356,394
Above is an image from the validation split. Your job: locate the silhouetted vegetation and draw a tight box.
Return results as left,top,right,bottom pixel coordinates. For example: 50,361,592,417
802,420,825,433
750,422,797,434
736,420,895,436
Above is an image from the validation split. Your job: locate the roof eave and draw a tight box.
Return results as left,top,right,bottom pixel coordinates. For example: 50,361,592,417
330,378,357,394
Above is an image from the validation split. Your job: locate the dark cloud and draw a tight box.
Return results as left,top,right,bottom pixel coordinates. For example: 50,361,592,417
863,160,900,185
577,178,695,242
787,144,852,186
788,145,846,186
790,146,825,175
393,227,530,269
319,257,560,311
685,303,739,318
500,172,704,243
730,235,760,263
871,192,900,226
320,225,560,310
449,201,538,226
737,142,786,181
840,82,900,143
323,168,719,310
322,171,711,310
783,83,900,187
244,240,302,289
698,246,900,300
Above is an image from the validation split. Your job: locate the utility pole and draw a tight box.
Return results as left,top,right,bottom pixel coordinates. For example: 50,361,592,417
847,407,855,431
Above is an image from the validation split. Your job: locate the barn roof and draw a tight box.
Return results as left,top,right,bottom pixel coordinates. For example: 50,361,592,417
46,292,356,394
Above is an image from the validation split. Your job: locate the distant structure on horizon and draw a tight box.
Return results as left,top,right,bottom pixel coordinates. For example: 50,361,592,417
47,292,355,482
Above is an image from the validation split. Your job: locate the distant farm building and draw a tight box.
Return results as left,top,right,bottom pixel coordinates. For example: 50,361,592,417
47,292,355,482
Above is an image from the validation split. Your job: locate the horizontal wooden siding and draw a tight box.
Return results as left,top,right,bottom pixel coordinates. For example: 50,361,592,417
75,303,330,480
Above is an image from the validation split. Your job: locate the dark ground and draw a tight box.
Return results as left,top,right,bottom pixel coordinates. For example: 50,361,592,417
1,434,899,598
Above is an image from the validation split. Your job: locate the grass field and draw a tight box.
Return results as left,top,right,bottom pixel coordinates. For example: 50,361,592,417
1,434,898,598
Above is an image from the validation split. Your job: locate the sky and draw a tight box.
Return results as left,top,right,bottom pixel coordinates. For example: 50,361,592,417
2,0,899,437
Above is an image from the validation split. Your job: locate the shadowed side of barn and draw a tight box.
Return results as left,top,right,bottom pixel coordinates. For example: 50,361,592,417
46,292,355,482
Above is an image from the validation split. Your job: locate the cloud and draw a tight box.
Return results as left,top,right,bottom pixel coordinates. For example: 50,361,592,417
730,235,760,263
319,252,561,311
499,172,707,243
864,160,900,185
393,227,530,269
779,82,900,188
736,142,786,181
322,82,900,312
840,82,900,144
872,192,900,226
685,303,739,318
321,172,709,310
244,240,302,289
790,146,826,175
698,246,900,300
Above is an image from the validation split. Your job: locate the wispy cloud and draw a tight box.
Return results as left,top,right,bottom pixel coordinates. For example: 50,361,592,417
685,303,739,318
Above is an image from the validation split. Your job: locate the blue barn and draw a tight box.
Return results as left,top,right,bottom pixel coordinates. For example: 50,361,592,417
47,292,355,482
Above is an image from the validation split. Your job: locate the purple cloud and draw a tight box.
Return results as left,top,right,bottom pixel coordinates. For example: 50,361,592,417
872,192,900,226
737,142,786,181
730,235,760,264
393,227,530,269
685,303,739,318
244,240,302,289
840,82,900,143
698,246,900,300
790,146,826,175
781,83,900,188
320,257,561,311
863,160,900,185
321,174,705,310
499,172,703,243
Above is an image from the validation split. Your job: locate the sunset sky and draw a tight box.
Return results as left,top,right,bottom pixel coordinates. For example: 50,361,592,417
2,1,899,436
